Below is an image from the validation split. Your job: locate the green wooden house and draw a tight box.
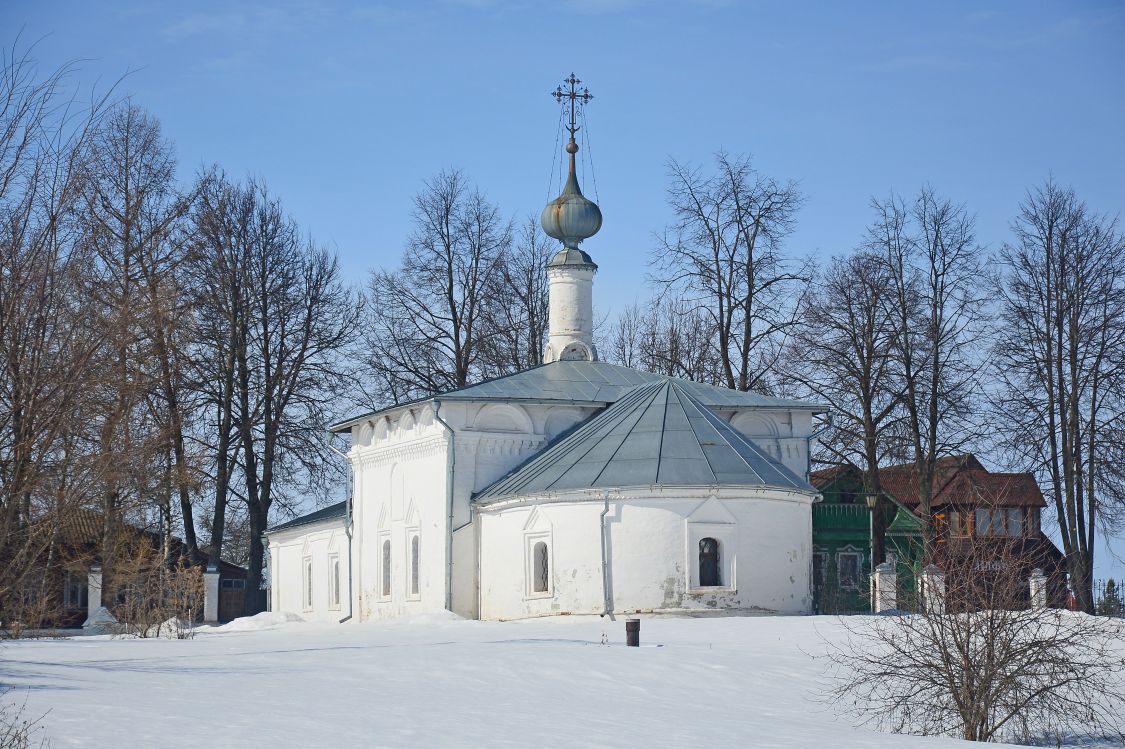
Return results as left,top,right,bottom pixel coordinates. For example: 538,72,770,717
810,455,1066,613
810,466,922,613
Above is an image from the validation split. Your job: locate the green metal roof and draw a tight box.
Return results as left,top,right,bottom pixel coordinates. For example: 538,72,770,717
476,378,815,502
331,360,826,432
266,501,347,534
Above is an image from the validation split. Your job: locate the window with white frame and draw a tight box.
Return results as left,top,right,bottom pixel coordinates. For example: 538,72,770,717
686,518,736,591
698,537,722,587
525,534,552,597
302,557,313,611
380,537,392,599
328,554,341,609
837,548,862,590
533,541,549,593
409,534,420,598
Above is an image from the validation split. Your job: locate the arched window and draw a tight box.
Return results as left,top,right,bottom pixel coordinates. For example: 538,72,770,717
381,539,391,597
699,537,721,587
410,535,420,596
533,541,549,593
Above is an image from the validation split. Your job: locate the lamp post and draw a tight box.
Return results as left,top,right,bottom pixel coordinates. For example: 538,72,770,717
863,492,879,612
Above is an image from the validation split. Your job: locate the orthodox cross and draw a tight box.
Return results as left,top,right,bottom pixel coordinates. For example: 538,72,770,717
552,73,593,142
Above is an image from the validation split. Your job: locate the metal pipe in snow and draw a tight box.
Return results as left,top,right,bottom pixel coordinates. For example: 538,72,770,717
432,400,456,613
600,491,613,617
326,440,354,624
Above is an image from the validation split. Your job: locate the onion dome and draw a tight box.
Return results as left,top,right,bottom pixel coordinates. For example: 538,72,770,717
542,74,601,268
541,159,602,267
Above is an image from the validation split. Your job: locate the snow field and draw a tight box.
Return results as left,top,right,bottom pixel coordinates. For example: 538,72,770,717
0,614,1110,748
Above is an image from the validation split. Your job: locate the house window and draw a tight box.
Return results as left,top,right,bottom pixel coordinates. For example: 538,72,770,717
532,541,549,593
974,508,1024,537
302,557,313,611
699,537,722,586
837,551,862,590
1005,508,1023,537
949,510,971,537
410,535,420,597
63,573,88,609
975,508,997,536
381,539,392,598
328,554,341,609
813,551,828,587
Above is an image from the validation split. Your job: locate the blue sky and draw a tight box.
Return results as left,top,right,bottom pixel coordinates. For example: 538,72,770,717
6,0,1124,578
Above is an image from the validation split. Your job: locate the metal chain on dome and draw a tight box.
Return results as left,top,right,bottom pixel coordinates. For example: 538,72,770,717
579,105,599,204
546,104,564,203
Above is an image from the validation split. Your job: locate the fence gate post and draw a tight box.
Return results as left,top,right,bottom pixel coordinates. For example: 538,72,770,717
203,565,221,623
86,565,102,621
871,562,897,613
920,564,946,615
1029,568,1048,609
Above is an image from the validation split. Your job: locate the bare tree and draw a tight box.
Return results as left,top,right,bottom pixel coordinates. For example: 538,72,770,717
872,188,987,561
606,295,722,384
79,103,195,573
365,169,511,405
189,175,360,614
827,535,1125,743
187,171,249,572
479,215,550,376
651,152,808,393
992,179,1125,613
0,42,113,618
787,250,903,563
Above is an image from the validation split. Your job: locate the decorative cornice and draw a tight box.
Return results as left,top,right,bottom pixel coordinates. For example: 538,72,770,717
354,435,447,467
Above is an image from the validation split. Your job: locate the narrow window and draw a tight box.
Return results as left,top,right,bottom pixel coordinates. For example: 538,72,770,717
837,552,861,589
410,535,420,596
699,537,721,587
975,508,992,536
533,541,549,593
302,557,313,610
381,539,391,597
328,555,340,608
1006,508,1023,537
812,551,827,587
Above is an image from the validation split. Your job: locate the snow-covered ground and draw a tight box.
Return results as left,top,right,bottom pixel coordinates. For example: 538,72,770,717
0,613,1115,748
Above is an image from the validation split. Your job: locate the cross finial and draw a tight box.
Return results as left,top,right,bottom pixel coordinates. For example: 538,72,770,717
551,73,593,172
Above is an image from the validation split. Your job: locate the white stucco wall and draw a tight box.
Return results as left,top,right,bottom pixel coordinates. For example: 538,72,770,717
477,487,814,621
267,520,351,623
544,265,596,362
347,400,592,620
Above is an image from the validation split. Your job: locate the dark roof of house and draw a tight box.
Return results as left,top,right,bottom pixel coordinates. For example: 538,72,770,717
476,378,814,502
810,455,1047,508
331,360,828,432
266,501,348,533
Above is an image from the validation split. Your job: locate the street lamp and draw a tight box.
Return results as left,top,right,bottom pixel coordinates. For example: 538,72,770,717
862,492,879,611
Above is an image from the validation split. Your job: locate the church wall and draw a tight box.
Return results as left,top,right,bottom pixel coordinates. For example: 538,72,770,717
350,404,452,621
727,408,815,479
266,521,351,623
477,488,814,621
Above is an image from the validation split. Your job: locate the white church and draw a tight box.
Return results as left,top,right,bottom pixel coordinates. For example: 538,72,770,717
264,78,826,622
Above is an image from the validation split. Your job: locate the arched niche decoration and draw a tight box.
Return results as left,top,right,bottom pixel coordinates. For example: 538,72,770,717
473,403,533,434
358,420,375,447
544,407,586,441
374,416,390,442
559,341,592,362
399,409,416,435
730,411,780,438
